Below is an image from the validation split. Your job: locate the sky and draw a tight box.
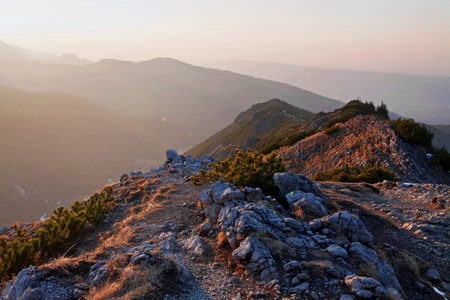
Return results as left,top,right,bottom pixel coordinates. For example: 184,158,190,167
1,0,450,76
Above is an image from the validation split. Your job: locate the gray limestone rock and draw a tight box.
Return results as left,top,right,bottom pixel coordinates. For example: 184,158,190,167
327,244,348,258
185,235,209,256
211,179,245,204
166,149,183,164
426,269,441,282
243,187,266,203
345,275,382,291
232,237,255,262
286,191,327,218
274,172,325,200
87,261,110,287
204,203,223,224
284,260,303,273
1,266,40,300
349,242,402,291
197,189,214,208
310,212,373,245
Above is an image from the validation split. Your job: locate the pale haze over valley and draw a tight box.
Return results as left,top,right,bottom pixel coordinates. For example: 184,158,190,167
1,1,449,227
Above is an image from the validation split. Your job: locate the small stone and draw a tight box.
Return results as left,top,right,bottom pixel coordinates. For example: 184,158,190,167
229,277,241,284
354,289,373,298
386,288,403,300
426,269,441,282
292,281,309,293
432,249,442,256
284,260,303,272
310,291,319,300
327,244,348,258
414,281,425,292
375,286,387,297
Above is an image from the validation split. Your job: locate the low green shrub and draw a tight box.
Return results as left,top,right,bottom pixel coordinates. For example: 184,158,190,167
393,118,434,147
0,186,115,280
191,149,286,195
430,147,450,172
281,129,319,147
323,125,340,135
324,100,389,128
259,142,282,155
313,163,398,183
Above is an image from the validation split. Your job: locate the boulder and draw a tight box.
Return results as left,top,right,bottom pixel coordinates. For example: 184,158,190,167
211,179,245,204
87,261,110,287
426,269,441,282
204,203,223,224
232,237,255,261
286,191,327,217
165,149,183,164
197,189,214,208
310,212,373,245
243,187,266,203
349,242,402,291
218,203,289,249
274,172,325,200
284,260,303,273
327,244,348,258
185,235,209,256
1,266,40,300
231,236,277,282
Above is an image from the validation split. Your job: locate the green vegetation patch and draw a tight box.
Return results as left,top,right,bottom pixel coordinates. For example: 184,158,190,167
430,147,450,172
393,118,434,147
313,163,398,184
324,100,389,129
0,187,115,280
191,149,286,196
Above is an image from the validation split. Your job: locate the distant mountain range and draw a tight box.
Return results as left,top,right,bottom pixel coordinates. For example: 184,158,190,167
0,86,192,227
207,60,450,125
0,40,91,66
0,57,343,140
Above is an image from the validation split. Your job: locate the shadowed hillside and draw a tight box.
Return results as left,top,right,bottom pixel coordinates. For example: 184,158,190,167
0,87,193,227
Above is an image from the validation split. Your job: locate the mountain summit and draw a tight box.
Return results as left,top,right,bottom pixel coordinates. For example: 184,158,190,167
186,99,315,160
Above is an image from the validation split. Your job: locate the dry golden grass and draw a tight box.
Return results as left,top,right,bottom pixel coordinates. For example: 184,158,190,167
307,248,333,260
251,231,297,257
79,182,182,263
301,260,334,277
89,250,181,300
357,261,378,279
89,265,150,300
216,231,229,249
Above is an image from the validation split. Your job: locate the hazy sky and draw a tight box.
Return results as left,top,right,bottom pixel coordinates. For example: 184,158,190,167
2,0,450,76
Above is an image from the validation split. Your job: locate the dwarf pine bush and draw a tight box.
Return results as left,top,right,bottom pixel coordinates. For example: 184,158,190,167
0,186,114,280
191,149,286,195
313,163,398,184
393,118,434,147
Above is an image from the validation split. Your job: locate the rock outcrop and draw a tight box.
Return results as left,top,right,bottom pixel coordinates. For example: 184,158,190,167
278,115,449,184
